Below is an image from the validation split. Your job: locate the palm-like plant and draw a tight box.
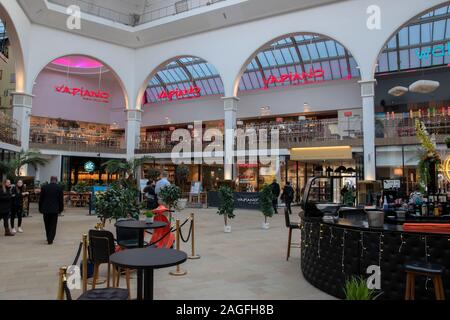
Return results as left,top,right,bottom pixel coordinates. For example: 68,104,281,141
102,156,154,186
1,150,48,179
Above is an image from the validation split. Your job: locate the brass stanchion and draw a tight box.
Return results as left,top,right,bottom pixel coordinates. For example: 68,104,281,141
188,213,200,260
57,267,67,300
82,234,88,293
170,219,187,276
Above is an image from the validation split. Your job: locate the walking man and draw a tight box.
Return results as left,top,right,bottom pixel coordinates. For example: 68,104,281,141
39,176,64,245
270,179,281,214
282,182,295,215
155,172,171,197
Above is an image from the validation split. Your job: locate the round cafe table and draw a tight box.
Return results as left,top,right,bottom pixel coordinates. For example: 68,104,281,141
110,248,187,300
114,220,167,248
114,220,167,300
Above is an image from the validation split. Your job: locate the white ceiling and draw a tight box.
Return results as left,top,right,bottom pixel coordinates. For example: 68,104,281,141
17,0,347,48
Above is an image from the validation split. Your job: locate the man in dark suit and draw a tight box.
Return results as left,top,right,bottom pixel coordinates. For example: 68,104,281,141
39,176,64,245
270,179,281,214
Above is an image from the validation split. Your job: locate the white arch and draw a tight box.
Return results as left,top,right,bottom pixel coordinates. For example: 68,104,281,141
370,1,450,79
231,31,362,98
135,54,226,110
31,53,130,109
0,0,30,93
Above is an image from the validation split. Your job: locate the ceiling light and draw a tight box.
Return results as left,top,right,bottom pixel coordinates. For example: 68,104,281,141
409,80,440,94
388,86,408,97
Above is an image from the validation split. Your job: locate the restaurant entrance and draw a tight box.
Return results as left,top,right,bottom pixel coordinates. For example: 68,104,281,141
61,156,120,190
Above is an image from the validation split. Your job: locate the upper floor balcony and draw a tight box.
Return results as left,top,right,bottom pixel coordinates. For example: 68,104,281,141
29,117,125,154
0,112,20,146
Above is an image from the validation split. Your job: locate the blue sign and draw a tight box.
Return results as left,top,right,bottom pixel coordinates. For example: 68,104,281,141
84,161,95,173
416,42,450,60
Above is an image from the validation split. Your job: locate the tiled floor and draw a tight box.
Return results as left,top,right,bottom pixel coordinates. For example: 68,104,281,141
0,204,334,300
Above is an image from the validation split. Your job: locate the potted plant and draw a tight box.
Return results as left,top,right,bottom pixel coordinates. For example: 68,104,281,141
260,184,274,230
95,183,142,226
158,184,182,220
343,276,381,300
144,211,155,223
217,186,235,233
445,137,450,148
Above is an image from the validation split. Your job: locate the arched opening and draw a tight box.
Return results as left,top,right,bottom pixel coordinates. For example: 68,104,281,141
0,6,25,148
138,55,225,193
30,55,128,188
232,33,362,197
373,3,450,194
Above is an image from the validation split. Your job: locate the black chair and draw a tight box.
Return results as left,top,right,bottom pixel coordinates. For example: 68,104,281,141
58,267,129,301
285,207,301,261
116,218,148,249
404,261,446,300
88,230,130,294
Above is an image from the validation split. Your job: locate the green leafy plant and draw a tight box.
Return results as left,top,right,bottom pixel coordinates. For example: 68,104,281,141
1,150,48,179
217,186,235,226
72,181,90,193
158,184,182,211
260,184,274,224
175,165,190,192
415,120,441,191
343,277,377,300
102,156,154,187
95,183,142,224
145,211,155,218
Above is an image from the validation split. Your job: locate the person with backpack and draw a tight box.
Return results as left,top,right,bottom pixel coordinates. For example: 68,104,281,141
282,181,295,215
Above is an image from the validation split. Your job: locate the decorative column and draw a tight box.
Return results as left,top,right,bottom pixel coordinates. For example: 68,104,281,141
125,109,142,160
223,97,239,181
359,80,377,181
12,92,33,151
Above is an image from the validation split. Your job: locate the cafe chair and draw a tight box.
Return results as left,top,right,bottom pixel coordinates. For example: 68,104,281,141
57,267,129,301
285,207,301,261
404,261,446,300
88,230,130,297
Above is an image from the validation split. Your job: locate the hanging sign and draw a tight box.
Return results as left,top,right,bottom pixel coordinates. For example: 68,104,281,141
84,161,96,173
158,86,201,101
263,68,325,89
54,85,111,103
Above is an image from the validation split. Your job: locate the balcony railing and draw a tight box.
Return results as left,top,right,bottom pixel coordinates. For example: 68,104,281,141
375,115,450,146
137,118,364,154
30,127,125,154
48,0,226,26
0,113,20,146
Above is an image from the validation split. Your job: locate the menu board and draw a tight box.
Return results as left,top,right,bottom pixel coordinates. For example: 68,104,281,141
190,181,202,194
383,180,401,189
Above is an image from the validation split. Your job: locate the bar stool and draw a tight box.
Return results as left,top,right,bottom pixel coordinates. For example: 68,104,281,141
285,208,300,261
404,261,446,300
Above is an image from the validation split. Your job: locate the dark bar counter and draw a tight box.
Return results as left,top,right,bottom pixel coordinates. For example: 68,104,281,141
300,215,450,300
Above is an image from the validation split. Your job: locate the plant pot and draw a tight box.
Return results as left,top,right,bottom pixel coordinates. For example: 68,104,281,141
145,217,154,223
261,222,270,230
224,225,232,233
176,199,188,210
366,210,385,228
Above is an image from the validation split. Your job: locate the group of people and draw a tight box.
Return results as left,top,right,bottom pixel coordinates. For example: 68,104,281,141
0,176,64,245
0,179,28,236
143,171,171,210
270,179,295,215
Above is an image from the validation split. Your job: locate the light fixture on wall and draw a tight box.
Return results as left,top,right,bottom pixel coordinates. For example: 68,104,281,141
303,103,310,113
